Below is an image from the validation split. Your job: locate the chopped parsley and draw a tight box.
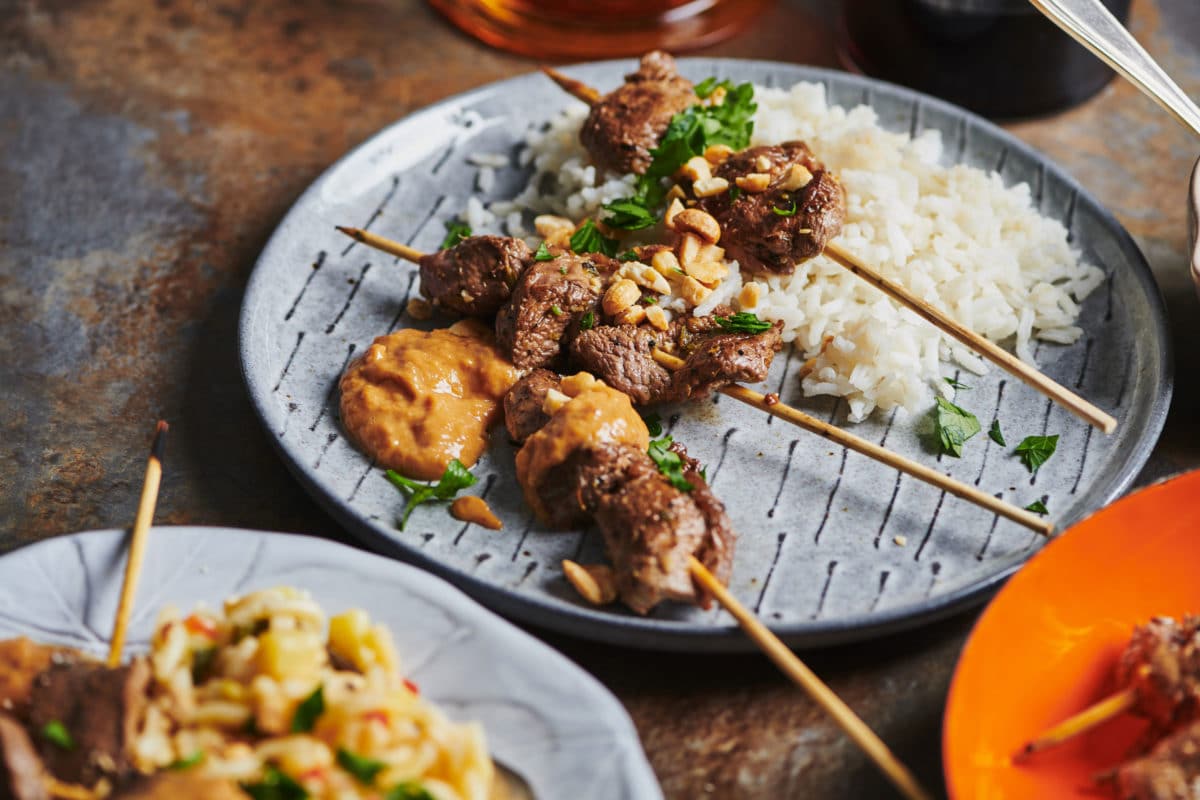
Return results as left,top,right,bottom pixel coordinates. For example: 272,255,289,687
641,411,664,437
385,784,436,800
771,200,798,217
41,721,74,751
579,311,595,331
729,185,742,201
439,220,471,250
241,766,308,800
534,242,555,261
1025,498,1049,515
568,220,619,257
648,435,694,492
945,377,971,391
988,419,1006,447
617,249,640,262
291,685,325,733
601,198,658,231
337,748,387,785
933,397,981,458
549,304,563,317
639,295,658,305
385,459,478,530
715,311,772,334
169,752,205,771
693,77,733,100
1015,435,1059,475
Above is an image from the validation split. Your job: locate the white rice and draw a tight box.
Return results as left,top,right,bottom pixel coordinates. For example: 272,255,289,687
479,85,1103,422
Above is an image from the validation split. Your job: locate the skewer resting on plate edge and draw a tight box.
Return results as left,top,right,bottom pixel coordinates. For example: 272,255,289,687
334,226,1053,536
1013,683,1140,763
538,71,1119,436
108,420,168,667
689,556,934,800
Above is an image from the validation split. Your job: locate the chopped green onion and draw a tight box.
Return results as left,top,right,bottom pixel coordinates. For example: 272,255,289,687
439,220,471,250
579,311,595,331
337,748,387,786
41,721,74,751
241,766,308,800
714,312,772,334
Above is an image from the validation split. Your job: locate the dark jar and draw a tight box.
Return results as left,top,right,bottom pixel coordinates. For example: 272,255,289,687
838,0,1133,119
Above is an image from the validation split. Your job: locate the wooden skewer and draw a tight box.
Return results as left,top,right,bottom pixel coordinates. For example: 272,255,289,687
654,350,1052,535
107,420,168,667
539,66,601,105
333,226,1052,535
1013,685,1139,762
538,73,1118,435
689,556,934,800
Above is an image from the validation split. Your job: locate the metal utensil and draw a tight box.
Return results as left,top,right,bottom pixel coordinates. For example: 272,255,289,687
1190,158,1200,292
1028,0,1200,137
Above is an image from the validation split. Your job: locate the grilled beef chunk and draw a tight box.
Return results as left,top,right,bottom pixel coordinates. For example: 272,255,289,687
668,440,736,596
418,235,532,317
1117,616,1200,733
0,639,78,722
495,253,616,370
579,51,697,176
0,713,47,800
27,658,151,787
114,773,246,800
569,325,675,406
670,322,784,401
503,369,561,445
1115,719,1200,800
698,141,846,275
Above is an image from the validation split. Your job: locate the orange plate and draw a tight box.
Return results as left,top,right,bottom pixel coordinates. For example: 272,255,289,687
943,470,1200,799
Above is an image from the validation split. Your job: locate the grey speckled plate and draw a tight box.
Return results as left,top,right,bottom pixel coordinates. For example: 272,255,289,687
239,59,1171,651
0,527,661,799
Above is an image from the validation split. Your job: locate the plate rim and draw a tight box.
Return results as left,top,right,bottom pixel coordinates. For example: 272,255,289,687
238,56,1173,652
0,525,663,798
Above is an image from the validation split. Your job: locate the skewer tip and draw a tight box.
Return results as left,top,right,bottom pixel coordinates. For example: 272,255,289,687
150,420,168,463
335,225,362,240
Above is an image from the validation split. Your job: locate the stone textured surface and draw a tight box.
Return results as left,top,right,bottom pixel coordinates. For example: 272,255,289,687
1,0,1197,797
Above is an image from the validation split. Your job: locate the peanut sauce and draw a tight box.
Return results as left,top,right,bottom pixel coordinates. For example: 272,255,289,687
450,496,503,530
339,321,518,481
515,384,649,525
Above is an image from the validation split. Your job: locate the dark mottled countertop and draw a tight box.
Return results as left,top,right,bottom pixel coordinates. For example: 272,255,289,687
2,1,1197,796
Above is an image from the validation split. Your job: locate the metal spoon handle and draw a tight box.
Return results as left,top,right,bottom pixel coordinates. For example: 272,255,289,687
1029,0,1200,138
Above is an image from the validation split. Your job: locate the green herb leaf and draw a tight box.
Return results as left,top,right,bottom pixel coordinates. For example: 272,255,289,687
641,411,663,437
291,685,324,733
602,198,657,231
729,185,742,201
385,459,478,530
1015,435,1059,475
639,295,658,305
771,200,797,217
568,220,619,257
169,752,205,771
933,397,981,458
337,748,387,786
617,250,640,262
945,377,971,390
648,436,694,492
241,766,308,800
385,784,436,800
191,646,217,684
693,77,732,100
579,311,595,331
549,304,563,317
714,312,772,334
439,220,471,250
534,242,555,261
1025,498,1049,515
988,419,1006,447
41,721,74,751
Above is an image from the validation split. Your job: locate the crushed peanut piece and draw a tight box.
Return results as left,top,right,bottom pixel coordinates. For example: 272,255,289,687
563,560,618,605
704,144,734,165
692,176,730,198
602,279,640,315
755,155,772,172
684,260,728,286
677,232,702,267
673,208,721,244
738,282,762,309
542,388,571,415
893,535,908,547
615,304,647,326
406,298,432,320
560,372,601,397
645,305,669,331
735,173,771,193
666,184,687,203
534,214,576,245
663,197,685,229
679,275,713,306
681,156,712,183
781,164,813,191
651,249,683,277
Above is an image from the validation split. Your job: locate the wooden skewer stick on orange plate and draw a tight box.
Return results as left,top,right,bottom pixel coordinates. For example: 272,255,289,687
1013,683,1141,762
539,69,1118,435
334,226,1051,535
689,556,934,800
107,420,168,666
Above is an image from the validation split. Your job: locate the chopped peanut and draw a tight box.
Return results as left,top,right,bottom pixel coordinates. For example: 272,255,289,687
560,372,601,396
651,249,683,278
704,144,734,165
663,197,685,229
684,260,728,286
618,262,671,295
781,163,814,191
696,242,725,264
679,275,713,306
615,304,647,326
692,176,730,198
406,298,432,320
542,388,571,415
665,184,686,203
673,209,721,244
736,173,771,193
645,305,669,331
680,155,712,183
755,155,773,172
602,279,641,315
677,232,702,267
708,85,727,106
562,560,618,605
534,214,576,246
738,282,762,309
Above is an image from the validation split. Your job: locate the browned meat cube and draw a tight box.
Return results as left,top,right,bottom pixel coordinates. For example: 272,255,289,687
495,252,617,370
1115,718,1200,800
27,658,151,787
698,141,846,275
418,235,531,317
579,51,697,176
1117,616,1200,733
0,712,47,800
503,368,561,445
670,322,783,402
569,325,675,407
